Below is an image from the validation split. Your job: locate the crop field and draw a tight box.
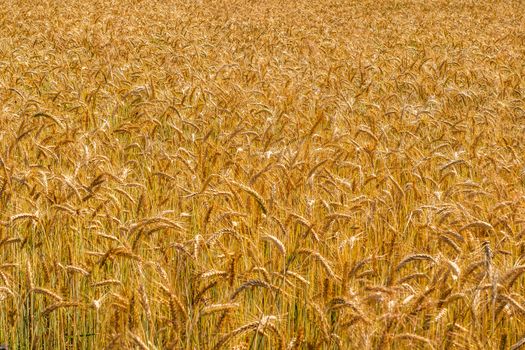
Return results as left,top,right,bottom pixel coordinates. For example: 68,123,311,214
1,0,525,348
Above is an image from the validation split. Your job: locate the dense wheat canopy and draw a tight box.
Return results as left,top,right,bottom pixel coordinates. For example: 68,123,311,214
1,0,525,348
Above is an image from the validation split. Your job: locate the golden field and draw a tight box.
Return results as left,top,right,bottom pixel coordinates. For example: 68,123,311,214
1,0,525,348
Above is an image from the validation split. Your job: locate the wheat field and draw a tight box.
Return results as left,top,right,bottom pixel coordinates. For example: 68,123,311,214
1,0,525,348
